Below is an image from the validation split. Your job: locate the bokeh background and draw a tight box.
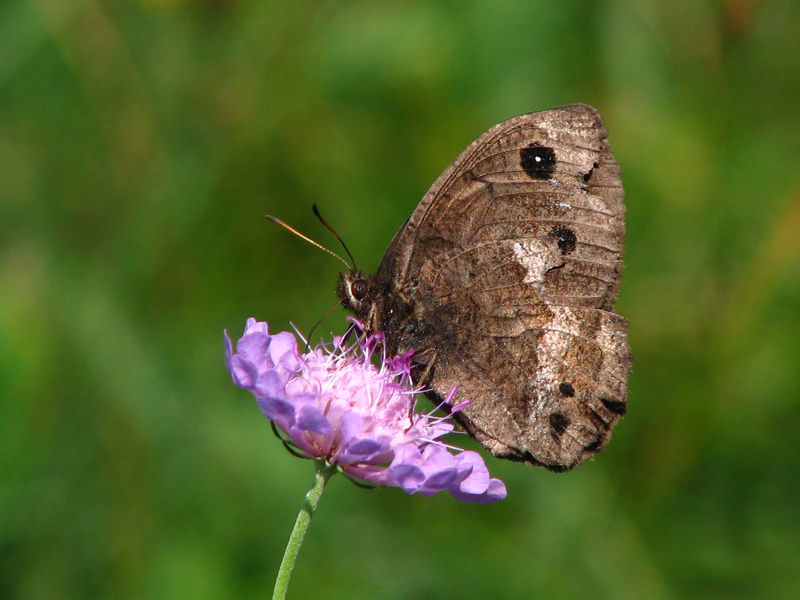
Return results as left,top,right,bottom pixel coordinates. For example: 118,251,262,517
2,0,800,598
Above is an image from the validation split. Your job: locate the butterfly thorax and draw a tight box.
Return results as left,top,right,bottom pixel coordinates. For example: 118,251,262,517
337,270,416,349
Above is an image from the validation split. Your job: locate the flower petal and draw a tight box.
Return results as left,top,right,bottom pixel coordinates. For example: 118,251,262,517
452,451,489,493
296,404,331,435
257,396,296,430
448,452,507,503
340,437,389,463
449,478,508,504
243,317,269,336
385,445,427,492
339,411,364,445
224,329,235,371
269,331,302,372
237,329,274,368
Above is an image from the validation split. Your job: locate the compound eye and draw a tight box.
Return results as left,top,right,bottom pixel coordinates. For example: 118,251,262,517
351,279,369,301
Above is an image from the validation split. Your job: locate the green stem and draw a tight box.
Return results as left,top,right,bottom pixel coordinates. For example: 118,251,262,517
272,459,337,600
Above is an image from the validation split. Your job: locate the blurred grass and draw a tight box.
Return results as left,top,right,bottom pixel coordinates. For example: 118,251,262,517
2,0,800,598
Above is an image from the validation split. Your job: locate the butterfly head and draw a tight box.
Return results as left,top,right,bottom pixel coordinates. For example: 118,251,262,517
337,270,378,322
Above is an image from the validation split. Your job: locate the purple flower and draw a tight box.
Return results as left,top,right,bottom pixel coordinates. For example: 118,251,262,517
225,318,506,503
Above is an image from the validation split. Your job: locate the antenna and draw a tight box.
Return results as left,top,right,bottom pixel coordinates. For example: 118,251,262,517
266,215,352,270
312,204,358,270
267,206,359,343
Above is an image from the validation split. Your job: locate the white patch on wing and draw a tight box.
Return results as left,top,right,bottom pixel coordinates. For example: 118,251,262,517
512,239,549,283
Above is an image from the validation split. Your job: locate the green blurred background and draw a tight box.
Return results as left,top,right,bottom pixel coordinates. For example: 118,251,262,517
2,0,799,598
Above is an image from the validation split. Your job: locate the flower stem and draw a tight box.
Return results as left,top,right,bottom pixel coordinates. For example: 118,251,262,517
272,459,337,600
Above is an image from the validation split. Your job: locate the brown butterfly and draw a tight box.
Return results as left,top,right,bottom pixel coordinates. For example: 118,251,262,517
339,104,631,472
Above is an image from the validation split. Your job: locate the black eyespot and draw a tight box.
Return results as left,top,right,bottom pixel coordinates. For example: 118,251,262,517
520,143,556,180
550,225,576,255
600,397,627,416
559,382,575,397
351,279,368,301
549,412,570,435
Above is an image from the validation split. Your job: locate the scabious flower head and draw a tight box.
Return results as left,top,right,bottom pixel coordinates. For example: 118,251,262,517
225,318,506,503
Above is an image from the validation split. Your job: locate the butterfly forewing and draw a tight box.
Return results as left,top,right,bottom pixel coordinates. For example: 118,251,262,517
355,104,631,471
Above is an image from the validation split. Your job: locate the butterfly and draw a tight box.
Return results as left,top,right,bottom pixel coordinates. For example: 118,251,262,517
338,104,631,471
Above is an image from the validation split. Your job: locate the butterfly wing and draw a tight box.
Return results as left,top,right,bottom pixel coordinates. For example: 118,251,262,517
377,104,631,471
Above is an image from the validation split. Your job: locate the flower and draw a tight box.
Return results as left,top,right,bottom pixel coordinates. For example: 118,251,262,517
225,318,506,503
